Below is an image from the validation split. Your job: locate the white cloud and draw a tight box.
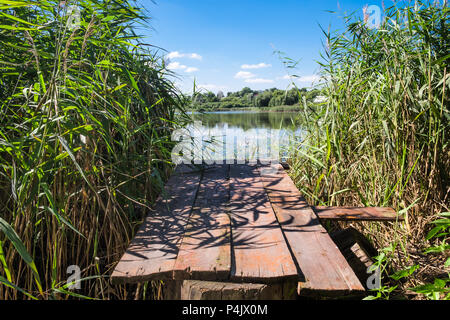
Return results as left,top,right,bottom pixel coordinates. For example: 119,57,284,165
167,61,187,70
245,78,274,84
167,51,202,60
185,67,199,73
189,53,202,60
167,62,198,73
241,63,272,70
167,51,184,59
234,71,255,79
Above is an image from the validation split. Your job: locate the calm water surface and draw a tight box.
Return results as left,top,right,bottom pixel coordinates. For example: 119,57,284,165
185,111,302,162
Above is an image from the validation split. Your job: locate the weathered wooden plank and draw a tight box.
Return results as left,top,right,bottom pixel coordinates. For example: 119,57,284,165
257,163,365,295
229,164,299,283
111,165,202,284
173,164,231,280
313,206,403,221
330,228,378,291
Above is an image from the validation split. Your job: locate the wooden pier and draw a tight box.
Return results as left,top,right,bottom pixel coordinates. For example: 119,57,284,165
111,162,401,299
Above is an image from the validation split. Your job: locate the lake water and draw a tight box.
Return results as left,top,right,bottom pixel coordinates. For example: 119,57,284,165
177,111,302,163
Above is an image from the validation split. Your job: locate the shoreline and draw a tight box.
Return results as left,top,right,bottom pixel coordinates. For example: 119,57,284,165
186,105,302,113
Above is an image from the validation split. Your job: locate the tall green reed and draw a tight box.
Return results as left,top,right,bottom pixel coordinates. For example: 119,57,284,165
289,1,448,298
0,0,187,299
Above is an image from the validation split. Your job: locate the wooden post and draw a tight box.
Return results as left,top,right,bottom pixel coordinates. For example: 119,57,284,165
163,280,297,300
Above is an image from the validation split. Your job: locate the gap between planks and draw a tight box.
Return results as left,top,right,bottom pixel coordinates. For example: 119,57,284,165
257,163,365,294
173,164,231,281
229,164,299,283
111,164,203,284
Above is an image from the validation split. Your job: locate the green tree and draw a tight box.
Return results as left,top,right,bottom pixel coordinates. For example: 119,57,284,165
254,90,272,107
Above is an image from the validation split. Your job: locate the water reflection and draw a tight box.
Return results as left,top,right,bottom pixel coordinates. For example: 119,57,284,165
190,111,299,131
185,111,302,162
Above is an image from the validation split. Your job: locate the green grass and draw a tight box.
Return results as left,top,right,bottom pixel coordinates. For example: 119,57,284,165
287,1,449,299
0,0,188,299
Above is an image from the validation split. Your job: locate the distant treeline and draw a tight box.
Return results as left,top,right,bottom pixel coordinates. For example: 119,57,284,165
189,87,323,111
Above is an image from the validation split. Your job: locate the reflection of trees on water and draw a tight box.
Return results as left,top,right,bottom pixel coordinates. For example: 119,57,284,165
191,112,299,131
186,112,303,161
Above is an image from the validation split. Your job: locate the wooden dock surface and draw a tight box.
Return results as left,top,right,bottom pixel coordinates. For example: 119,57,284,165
111,162,365,296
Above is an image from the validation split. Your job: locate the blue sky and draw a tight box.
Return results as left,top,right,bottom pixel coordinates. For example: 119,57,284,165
139,0,388,94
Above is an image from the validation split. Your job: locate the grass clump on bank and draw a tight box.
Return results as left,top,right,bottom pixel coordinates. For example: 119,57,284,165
288,1,449,299
0,0,186,299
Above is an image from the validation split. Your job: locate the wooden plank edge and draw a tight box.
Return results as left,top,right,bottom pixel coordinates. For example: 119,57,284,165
297,282,366,298
111,270,174,285
230,273,300,285
110,164,203,284
312,206,404,221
